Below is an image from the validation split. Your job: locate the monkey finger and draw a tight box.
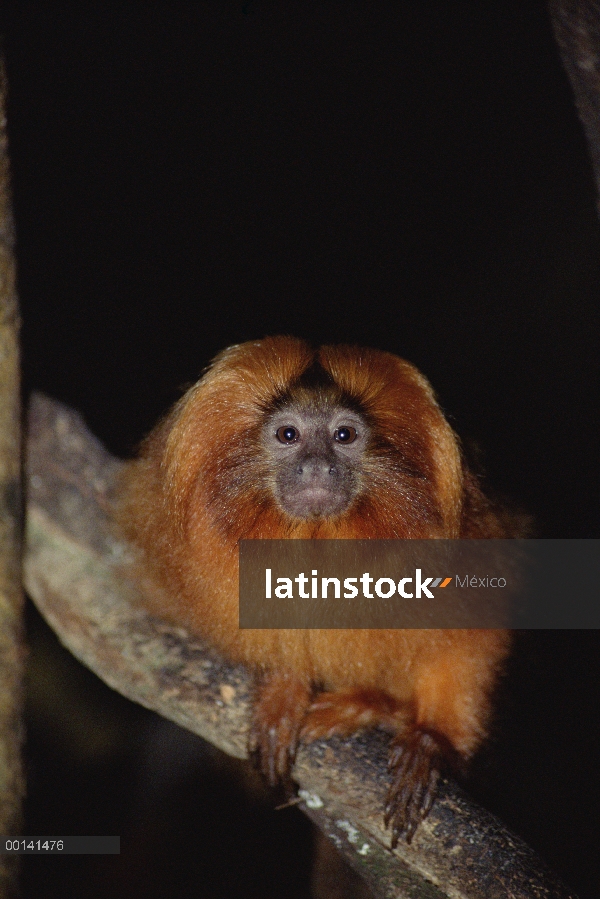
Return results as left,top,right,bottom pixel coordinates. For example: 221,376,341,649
385,730,443,847
248,716,301,788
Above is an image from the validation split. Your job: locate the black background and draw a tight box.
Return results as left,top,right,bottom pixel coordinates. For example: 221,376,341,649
2,2,600,897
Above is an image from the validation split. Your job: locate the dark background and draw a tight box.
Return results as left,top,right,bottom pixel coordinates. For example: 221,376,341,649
2,2,600,897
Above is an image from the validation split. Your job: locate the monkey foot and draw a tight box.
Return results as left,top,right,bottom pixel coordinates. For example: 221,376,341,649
384,730,443,847
249,674,312,789
301,688,405,741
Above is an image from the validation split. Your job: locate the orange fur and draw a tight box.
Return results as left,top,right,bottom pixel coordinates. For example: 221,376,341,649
116,336,518,844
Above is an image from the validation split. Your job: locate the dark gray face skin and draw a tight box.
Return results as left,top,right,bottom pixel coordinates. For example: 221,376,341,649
262,402,370,519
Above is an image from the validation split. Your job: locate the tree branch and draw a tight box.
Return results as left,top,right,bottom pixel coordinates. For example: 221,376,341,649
550,0,600,214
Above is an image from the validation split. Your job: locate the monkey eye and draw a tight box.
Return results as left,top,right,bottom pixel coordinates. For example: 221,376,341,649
276,426,300,444
334,426,357,444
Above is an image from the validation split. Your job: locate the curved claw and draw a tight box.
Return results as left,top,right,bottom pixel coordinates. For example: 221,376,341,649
249,717,298,788
385,730,443,847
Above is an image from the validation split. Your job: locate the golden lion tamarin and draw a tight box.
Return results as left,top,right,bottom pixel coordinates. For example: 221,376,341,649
117,336,517,845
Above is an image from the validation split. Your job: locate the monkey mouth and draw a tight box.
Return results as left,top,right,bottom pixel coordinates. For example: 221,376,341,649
288,486,346,519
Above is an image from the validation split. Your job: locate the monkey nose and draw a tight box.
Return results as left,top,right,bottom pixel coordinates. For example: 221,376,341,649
298,459,337,480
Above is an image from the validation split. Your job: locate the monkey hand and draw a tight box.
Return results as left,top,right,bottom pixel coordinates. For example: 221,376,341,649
384,730,450,847
249,672,312,789
300,688,407,740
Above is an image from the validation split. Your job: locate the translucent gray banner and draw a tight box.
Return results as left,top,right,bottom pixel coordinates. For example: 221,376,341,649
238,540,600,628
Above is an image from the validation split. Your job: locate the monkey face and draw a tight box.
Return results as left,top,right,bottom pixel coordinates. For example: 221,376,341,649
262,402,370,520
151,337,464,541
